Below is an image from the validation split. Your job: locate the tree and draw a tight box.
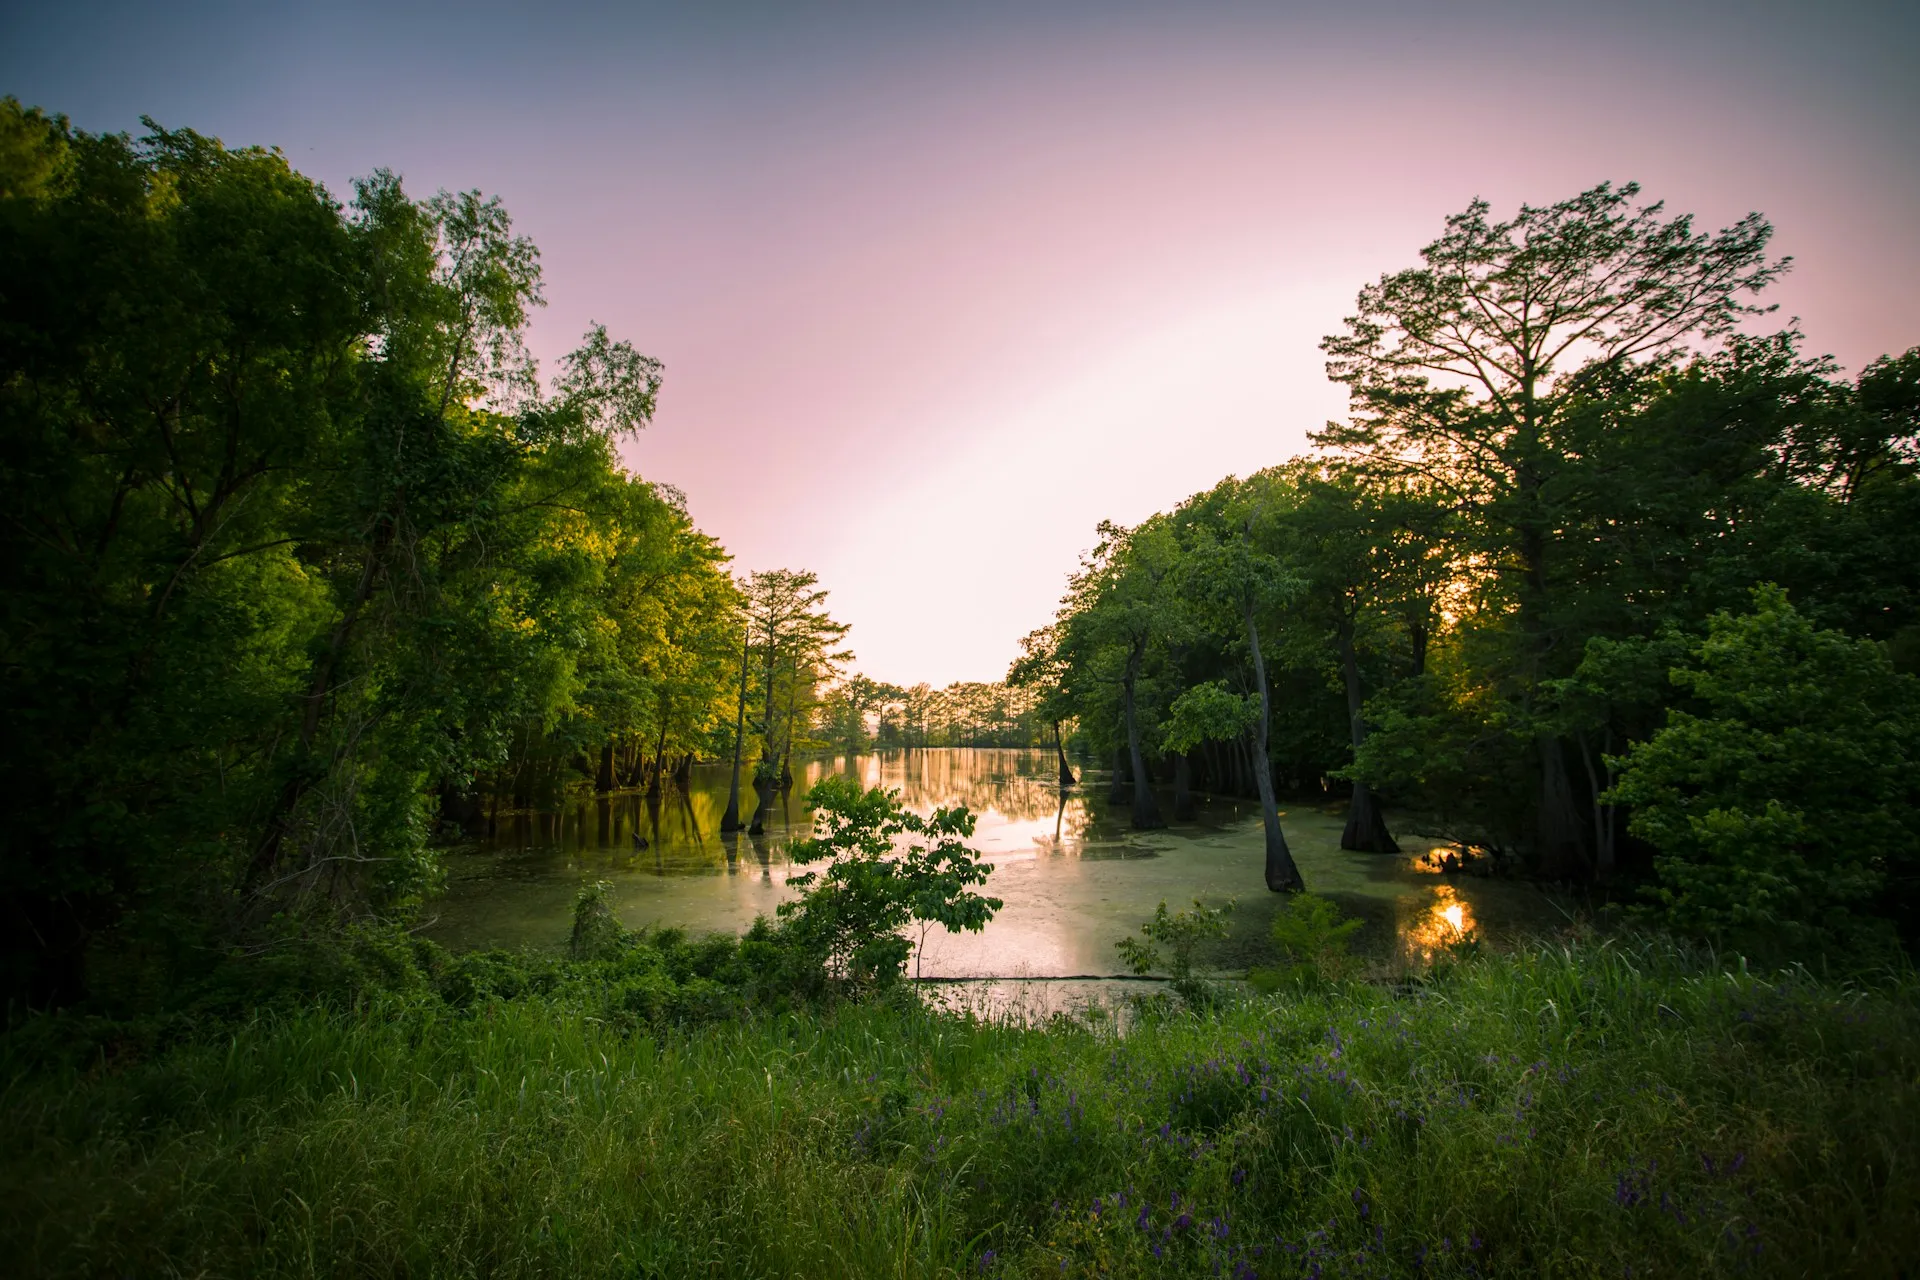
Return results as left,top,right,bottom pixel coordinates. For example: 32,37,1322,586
1341,333,1918,870
241,162,561,906
1253,465,1457,853
558,478,738,799
1172,476,1308,890
1057,519,1186,829
0,102,701,1003
722,569,849,833
778,776,1001,991
1318,181,1789,876
1606,587,1919,947
819,675,902,755
1008,623,1080,787
0,107,374,997
718,597,755,833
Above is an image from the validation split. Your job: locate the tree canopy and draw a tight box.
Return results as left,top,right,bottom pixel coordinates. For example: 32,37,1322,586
0,102,754,1004
1020,180,1918,939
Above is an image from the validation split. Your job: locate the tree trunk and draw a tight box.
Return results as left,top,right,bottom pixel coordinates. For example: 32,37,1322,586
720,631,751,833
748,782,773,835
756,621,780,775
1535,734,1589,879
1575,730,1617,882
244,521,390,896
777,661,799,788
674,753,693,788
1122,646,1163,830
1245,600,1304,892
1341,782,1399,854
596,742,616,793
1108,743,1130,804
1053,720,1076,788
646,720,669,797
1516,499,1593,880
437,782,486,837
1336,626,1399,853
1172,752,1195,821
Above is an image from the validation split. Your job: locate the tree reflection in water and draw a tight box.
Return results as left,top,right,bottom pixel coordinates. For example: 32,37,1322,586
478,748,1107,873
434,747,1559,971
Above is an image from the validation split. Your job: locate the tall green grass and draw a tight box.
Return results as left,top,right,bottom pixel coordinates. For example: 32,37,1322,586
3,937,1915,1277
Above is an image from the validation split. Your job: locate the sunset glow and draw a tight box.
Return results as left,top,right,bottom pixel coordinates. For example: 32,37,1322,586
7,1,1914,686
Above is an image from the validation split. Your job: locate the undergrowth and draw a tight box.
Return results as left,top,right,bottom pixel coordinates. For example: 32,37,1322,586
3,933,1916,1277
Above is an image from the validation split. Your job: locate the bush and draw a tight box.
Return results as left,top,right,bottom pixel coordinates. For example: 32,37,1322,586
1116,899,1233,1008
778,776,1002,992
569,880,632,960
1608,586,1920,948
1251,893,1364,990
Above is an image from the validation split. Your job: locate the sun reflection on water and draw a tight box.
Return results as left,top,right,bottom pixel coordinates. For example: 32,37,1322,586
1400,884,1476,964
1411,844,1471,875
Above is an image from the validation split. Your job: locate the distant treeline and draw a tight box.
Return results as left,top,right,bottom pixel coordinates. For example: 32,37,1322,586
817,676,1055,753
1012,182,1919,946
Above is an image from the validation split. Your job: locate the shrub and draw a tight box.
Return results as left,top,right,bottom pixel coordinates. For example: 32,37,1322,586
778,776,1002,992
1116,899,1233,1008
1607,586,1920,948
569,880,632,961
1251,892,1364,990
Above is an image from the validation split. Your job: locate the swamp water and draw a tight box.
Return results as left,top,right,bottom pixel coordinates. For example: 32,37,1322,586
426,749,1569,1006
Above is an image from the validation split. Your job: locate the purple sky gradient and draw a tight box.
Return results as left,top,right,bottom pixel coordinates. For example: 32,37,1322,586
8,2,1917,684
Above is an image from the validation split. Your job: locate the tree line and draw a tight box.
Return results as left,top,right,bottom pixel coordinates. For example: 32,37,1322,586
1012,182,1919,948
0,104,877,1005
816,676,1058,755
4,98,1913,1006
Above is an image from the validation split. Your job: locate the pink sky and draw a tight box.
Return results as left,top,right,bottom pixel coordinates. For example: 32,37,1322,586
9,3,1917,684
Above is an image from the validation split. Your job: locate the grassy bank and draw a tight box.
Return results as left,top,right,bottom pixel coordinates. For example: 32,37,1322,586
3,936,1916,1278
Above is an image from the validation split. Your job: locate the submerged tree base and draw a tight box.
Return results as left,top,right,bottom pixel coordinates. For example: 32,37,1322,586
1340,782,1402,854
1262,836,1305,893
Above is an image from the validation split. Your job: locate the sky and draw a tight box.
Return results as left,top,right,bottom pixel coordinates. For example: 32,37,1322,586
6,1,1917,686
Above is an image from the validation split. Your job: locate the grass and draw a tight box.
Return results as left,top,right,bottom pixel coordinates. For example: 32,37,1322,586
2,935,1916,1277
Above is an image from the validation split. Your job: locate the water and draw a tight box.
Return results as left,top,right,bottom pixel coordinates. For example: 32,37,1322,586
424,748,1568,978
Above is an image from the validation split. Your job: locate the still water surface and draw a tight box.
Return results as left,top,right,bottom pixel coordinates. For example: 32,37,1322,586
425,748,1566,979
